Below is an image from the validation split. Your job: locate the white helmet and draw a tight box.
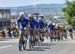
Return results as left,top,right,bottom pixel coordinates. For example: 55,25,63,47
48,21,52,25
53,23,55,25
28,14,32,17
19,12,24,16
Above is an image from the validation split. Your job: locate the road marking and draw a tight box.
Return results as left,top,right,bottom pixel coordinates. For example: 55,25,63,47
0,45,13,49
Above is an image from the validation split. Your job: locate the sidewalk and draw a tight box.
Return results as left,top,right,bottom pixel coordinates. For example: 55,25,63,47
0,36,75,44
0,38,19,43
43,37,75,43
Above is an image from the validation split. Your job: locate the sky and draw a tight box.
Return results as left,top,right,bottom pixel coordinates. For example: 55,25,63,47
0,0,73,7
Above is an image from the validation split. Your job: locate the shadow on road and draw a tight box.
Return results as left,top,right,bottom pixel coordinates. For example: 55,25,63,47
25,48,45,51
22,43,56,51
41,43,56,46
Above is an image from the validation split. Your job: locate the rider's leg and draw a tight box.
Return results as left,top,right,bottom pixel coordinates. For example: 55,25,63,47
64,32,67,39
50,31,53,42
23,40,27,50
18,30,23,51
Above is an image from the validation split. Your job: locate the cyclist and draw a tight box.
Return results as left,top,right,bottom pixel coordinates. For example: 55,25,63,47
16,13,29,51
69,27,73,39
63,26,67,39
28,16,36,47
38,16,45,45
48,22,54,42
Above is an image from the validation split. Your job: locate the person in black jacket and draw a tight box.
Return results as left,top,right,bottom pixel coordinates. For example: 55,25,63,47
69,27,73,39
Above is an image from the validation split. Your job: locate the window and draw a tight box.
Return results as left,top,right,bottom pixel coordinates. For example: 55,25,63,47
0,22,2,27
6,12,10,18
2,11,7,18
0,12,2,18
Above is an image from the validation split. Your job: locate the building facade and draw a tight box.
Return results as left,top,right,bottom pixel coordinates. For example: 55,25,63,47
0,9,11,29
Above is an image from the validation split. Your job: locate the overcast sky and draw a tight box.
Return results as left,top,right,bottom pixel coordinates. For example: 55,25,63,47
0,0,73,7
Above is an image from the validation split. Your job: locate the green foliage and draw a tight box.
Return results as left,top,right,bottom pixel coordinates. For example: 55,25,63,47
63,0,75,25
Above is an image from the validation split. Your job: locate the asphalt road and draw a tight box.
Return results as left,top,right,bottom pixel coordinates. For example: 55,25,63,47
0,31,75,54
0,39,75,54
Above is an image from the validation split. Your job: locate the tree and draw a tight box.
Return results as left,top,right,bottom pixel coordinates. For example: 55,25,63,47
63,0,75,25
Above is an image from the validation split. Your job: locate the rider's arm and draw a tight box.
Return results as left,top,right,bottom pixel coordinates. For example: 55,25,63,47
16,18,20,29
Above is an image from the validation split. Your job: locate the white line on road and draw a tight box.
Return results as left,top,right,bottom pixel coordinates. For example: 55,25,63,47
0,45,13,49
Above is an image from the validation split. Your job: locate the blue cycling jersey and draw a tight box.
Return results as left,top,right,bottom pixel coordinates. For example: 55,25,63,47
35,18,40,29
30,18,36,29
17,17,29,30
39,19,45,29
48,24,54,31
